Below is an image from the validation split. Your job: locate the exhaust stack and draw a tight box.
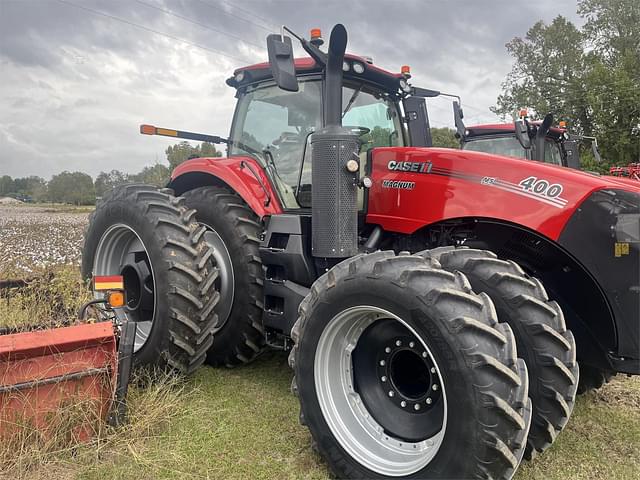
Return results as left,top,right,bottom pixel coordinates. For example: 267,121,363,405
310,24,360,258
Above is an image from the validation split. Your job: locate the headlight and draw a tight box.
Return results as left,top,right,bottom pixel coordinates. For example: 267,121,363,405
342,61,350,72
352,62,365,74
616,213,640,243
234,71,245,83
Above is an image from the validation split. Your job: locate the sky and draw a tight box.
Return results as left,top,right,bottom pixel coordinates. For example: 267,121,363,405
0,0,584,179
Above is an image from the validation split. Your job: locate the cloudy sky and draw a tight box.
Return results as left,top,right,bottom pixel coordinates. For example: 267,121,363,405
0,0,583,179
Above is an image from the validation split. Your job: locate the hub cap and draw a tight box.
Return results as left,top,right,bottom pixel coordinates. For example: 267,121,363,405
314,306,447,476
93,224,156,352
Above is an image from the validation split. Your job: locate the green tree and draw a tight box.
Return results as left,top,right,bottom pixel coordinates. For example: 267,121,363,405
13,176,46,196
492,16,590,132
132,164,170,186
431,128,459,148
494,1,640,166
0,175,15,196
48,171,95,205
94,170,130,197
166,141,221,171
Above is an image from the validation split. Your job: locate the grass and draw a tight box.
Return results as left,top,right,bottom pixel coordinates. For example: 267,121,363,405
1,269,639,480
0,265,92,331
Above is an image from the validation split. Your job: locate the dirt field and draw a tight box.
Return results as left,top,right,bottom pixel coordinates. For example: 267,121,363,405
1,203,639,480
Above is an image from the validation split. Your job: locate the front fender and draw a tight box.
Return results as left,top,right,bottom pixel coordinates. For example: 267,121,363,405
168,156,283,218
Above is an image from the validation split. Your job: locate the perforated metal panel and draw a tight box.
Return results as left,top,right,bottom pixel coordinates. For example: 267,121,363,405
311,127,360,258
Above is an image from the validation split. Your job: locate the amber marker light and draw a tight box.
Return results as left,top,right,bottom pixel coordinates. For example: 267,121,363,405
107,291,125,308
140,124,156,135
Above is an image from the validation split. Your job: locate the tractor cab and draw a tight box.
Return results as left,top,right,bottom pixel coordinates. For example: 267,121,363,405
226,60,407,208
455,105,601,169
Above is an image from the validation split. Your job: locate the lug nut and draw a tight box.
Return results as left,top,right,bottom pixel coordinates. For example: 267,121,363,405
385,347,391,353
409,341,415,348
379,360,386,366
432,384,438,391
414,404,421,411
395,340,402,347
400,401,406,408
388,390,395,397
381,376,387,382
426,397,432,405
422,351,428,358
430,367,436,373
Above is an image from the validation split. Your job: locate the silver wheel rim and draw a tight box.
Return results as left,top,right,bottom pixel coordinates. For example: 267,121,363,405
314,306,447,477
93,224,156,352
202,227,234,333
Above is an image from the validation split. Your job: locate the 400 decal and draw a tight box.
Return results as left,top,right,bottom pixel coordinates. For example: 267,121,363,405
518,176,564,198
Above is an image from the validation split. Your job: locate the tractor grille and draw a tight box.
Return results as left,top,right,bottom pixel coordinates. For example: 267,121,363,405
311,127,360,258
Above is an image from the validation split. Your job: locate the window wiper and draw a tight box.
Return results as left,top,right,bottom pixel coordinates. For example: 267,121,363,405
229,140,265,161
342,85,363,118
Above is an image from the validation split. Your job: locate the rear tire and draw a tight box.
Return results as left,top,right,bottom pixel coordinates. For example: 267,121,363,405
577,364,614,394
181,186,265,367
82,184,218,373
421,247,578,460
290,251,531,479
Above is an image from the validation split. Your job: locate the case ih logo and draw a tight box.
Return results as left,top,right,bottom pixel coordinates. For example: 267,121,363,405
387,160,433,173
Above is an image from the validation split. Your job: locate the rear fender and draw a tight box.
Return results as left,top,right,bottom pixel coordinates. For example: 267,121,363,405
168,156,283,218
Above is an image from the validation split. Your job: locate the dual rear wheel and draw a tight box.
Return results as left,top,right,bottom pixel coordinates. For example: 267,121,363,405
290,251,532,479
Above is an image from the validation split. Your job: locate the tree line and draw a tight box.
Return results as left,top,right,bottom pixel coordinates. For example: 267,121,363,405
0,141,221,205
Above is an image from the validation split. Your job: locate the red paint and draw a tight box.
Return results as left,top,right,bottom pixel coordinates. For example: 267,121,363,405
0,322,117,440
366,147,640,239
171,156,283,218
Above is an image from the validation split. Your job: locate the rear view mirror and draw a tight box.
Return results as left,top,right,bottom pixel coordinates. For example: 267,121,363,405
514,120,531,149
563,139,580,169
452,101,466,140
267,34,298,92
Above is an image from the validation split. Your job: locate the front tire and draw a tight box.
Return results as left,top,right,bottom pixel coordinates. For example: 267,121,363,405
290,251,531,479
82,184,218,373
422,247,578,460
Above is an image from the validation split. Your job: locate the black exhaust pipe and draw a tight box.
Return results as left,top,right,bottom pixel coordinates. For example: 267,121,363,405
311,24,360,258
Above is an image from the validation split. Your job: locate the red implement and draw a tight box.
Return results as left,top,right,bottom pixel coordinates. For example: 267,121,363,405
0,322,117,440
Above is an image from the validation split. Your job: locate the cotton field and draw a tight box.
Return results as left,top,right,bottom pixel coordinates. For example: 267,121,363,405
0,204,90,275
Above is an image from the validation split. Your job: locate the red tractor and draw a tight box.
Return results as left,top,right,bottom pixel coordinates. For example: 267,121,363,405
82,25,639,479
454,105,602,170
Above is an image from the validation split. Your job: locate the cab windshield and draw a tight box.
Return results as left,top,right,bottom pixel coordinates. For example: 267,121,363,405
230,79,403,208
463,136,563,166
463,136,527,159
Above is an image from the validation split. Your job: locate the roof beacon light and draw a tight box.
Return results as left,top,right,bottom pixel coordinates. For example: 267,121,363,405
519,108,528,118
310,28,324,47
401,65,411,77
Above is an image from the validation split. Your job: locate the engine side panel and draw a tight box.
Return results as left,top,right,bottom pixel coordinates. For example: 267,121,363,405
366,147,639,238
170,156,283,218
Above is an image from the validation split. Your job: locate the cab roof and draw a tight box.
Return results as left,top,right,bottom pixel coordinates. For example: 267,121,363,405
226,53,406,95
466,122,567,139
